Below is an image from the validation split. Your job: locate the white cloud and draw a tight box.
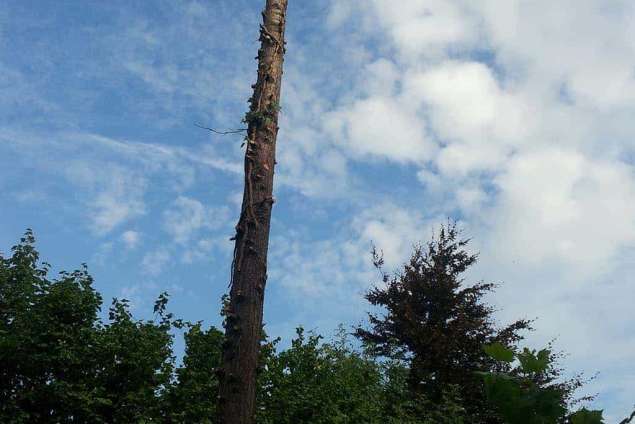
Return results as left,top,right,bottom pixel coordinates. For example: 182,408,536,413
405,61,530,174
100,2,258,126
182,238,217,264
273,64,355,198
162,196,230,245
62,162,147,235
163,196,208,244
90,242,114,267
0,130,241,236
270,203,445,297
121,230,141,249
91,181,146,235
269,231,372,299
323,0,635,258
485,148,635,275
476,0,635,108
360,59,401,97
326,96,432,163
141,248,170,277
297,0,635,416
377,0,478,58
353,203,427,269
82,133,242,176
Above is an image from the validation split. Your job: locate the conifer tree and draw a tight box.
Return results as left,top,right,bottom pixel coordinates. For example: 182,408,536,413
356,223,533,423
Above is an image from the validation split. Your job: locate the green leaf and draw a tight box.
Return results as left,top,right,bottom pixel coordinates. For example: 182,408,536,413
483,343,515,362
570,408,604,424
517,348,550,374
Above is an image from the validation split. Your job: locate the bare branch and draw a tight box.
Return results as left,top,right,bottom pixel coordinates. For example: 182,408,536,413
619,407,635,424
194,123,247,135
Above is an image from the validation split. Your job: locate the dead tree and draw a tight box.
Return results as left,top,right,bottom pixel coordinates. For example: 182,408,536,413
216,1,288,423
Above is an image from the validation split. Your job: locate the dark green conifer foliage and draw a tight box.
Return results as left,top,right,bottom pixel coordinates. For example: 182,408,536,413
355,223,533,422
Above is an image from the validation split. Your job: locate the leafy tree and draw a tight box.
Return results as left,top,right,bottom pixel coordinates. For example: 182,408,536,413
256,326,384,424
93,295,179,423
1,230,105,423
2,230,630,424
0,231,183,423
163,323,224,423
480,342,603,424
355,223,533,422
255,326,467,424
378,358,466,424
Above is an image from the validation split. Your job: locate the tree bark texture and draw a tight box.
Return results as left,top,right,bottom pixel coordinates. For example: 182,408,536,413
217,1,288,423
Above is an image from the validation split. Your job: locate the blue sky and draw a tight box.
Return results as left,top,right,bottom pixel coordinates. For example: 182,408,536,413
2,0,635,419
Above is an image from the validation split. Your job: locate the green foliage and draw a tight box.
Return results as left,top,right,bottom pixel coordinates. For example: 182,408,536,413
94,296,178,423
517,348,551,374
0,231,622,424
570,409,605,424
243,109,269,127
481,344,604,424
242,101,280,129
356,223,533,423
0,231,209,423
164,323,224,423
379,360,466,424
256,326,384,424
484,343,515,363
1,230,105,423
256,326,466,424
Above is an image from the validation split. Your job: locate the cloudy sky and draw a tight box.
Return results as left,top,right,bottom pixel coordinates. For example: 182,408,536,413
1,0,634,419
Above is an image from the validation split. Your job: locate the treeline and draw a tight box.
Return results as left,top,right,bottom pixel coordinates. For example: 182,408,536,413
1,228,630,423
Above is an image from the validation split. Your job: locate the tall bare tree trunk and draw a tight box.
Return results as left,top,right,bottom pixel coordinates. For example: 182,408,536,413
217,1,288,423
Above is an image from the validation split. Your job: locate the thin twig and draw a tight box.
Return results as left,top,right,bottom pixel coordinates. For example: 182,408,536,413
194,123,247,135
619,407,635,424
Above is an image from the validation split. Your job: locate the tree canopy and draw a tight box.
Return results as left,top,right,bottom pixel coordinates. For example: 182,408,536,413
1,230,627,423
356,224,535,422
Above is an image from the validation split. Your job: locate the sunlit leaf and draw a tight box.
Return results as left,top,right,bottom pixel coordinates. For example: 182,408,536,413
483,342,515,362
570,408,604,424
